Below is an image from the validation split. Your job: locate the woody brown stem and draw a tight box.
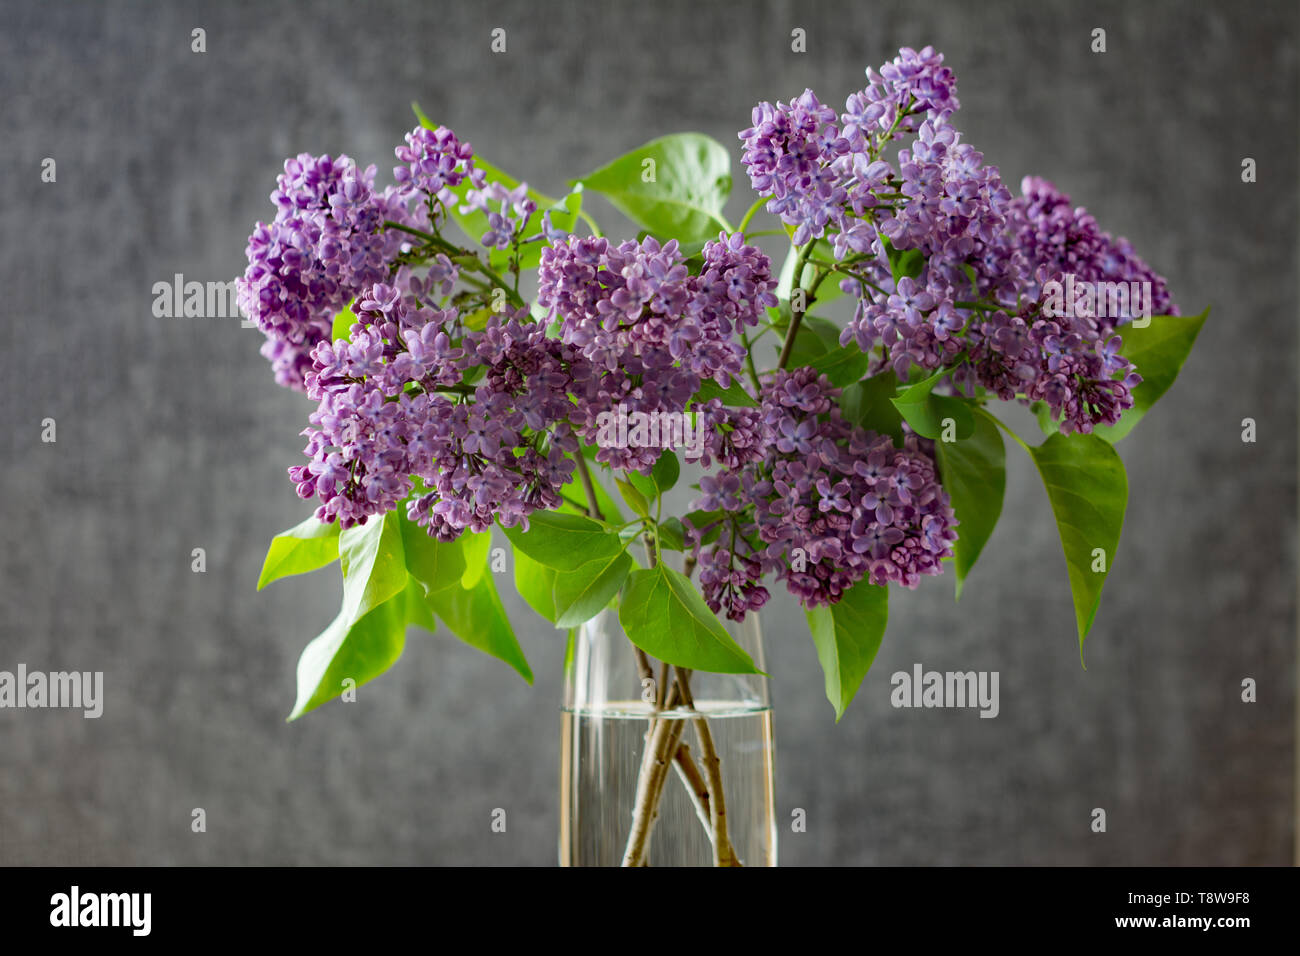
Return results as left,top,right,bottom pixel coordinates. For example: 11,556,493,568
621,680,681,866
672,741,712,834
675,667,741,867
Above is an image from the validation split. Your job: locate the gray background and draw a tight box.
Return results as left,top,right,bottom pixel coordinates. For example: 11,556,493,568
0,0,1294,865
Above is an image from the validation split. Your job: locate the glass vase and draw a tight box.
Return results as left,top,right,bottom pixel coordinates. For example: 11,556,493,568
559,608,776,866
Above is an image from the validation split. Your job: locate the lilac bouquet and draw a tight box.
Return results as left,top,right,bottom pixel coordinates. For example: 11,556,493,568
244,46,1205,728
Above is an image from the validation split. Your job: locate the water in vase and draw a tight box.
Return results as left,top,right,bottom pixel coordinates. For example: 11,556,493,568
560,700,777,867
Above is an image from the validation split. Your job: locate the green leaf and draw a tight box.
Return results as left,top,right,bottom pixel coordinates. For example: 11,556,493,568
1030,399,1057,438
893,249,925,282
428,571,533,683
502,511,624,571
839,371,905,446
402,574,438,634
400,513,467,595
629,451,679,501
574,133,732,241
331,300,357,344
934,410,1005,599
778,314,843,368
683,510,724,546
805,580,888,720
514,545,631,628
411,100,436,129
553,551,633,628
1092,309,1210,443
513,549,559,622
618,565,759,674
890,367,974,440
615,477,651,518
627,471,657,502
288,576,420,720
339,511,408,624
810,344,872,387
655,449,682,495
257,514,341,590
657,517,687,552
691,378,758,408
458,529,491,588
1028,432,1128,659
881,237,925,284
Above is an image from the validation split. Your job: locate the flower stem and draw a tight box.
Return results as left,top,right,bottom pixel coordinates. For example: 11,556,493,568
672,741,713,835
775,243,815,370
382,220,525,310
577,208,603,238
621,677,682,866
741,331,762,392
573,454,604,522
737,196,767,236
973,404,1033,454
676,668,741,866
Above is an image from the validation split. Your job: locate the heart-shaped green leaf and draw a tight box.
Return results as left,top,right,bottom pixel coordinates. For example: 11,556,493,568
400,513,467,595
575,133,732,241
935,410,1005,599
618,565,760,674
502,511,624,571
339,511,408,623
890,367,974,440
1029,432,1128,659
810,344,872,387
258,513,341,590
427,570,533,683
553,551,633,628
805,580,889,720
839,371,905,447
691,378,758,408
289,575,425,720
1093,309,1210,442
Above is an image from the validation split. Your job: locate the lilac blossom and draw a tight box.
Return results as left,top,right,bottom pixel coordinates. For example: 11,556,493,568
689,368,957,614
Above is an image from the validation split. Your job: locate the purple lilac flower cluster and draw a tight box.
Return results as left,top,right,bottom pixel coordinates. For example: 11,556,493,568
1006,176,1179,324
840,115,1016,379
741,47,1176,437
393,125,482,202
691,369,957,617
537,232,777,472
739,46,959,247
958,296,1141,435
464,181,538,250
239,124,545,395
537,233,774,382
290,282,589,537
238,153,422,390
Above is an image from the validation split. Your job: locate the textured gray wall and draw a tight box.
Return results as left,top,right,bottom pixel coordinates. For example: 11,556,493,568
0,0,1294,865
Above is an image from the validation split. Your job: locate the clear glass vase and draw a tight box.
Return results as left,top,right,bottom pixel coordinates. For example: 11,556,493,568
560,608,776,866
